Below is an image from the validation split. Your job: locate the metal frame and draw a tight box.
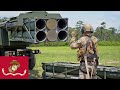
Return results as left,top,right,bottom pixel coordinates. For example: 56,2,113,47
44,63,79,79
43,63,105,79
9,18,37,43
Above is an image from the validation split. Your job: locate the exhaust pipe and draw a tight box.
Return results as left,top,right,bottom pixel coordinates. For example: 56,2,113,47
58,19,67,30
46,19,57,30
46,30,58,41
36,31,46,42
58,30,68,41
36,19,46,30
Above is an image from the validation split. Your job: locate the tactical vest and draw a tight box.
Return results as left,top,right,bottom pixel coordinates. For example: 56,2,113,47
77,35,98,62
78,35,99,75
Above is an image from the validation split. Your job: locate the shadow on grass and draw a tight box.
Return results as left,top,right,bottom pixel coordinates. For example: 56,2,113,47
29,69,42,79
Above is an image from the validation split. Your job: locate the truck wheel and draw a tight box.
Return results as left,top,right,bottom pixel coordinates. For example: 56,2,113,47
29,54,36,70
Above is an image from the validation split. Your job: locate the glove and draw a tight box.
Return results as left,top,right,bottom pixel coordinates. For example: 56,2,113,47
69,31,76,44
71,31,76,37
69,37,76,45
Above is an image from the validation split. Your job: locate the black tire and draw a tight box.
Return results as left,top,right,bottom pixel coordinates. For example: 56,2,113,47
24,49,36,70
29,53,36,70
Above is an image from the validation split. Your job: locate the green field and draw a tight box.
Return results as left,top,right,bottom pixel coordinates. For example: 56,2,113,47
28,46,120,79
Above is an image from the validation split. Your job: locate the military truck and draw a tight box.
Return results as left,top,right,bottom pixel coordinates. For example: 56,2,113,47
0,11,68,70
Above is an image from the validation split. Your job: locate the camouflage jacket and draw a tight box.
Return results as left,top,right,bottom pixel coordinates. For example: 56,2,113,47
70,35,98,61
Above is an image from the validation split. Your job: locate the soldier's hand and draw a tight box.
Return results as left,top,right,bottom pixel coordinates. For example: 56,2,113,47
70,37,76,42
71,31,76,37
69,31,76,44
69,37,76,45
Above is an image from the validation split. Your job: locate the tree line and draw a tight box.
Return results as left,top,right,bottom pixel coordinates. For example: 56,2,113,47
71,21,120,42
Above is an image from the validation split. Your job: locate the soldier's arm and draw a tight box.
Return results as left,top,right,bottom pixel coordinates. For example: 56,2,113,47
94,37,99,60
95,37,99,55
69,38,82,49
94,41,99,66
95,43,98,55
92,36,98,55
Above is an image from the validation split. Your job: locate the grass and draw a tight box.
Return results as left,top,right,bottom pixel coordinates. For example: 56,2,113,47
28,46,120,78
98,46,120,66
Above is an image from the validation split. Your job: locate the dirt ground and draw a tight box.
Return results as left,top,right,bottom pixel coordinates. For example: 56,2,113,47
29,70,42,79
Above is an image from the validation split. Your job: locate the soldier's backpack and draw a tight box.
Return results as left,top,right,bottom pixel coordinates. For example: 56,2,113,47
77,35,98,63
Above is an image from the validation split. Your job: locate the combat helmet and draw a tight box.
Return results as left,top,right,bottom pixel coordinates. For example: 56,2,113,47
81,24,94,34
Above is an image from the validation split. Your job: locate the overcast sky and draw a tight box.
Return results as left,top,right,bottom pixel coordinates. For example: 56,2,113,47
0,11,120,30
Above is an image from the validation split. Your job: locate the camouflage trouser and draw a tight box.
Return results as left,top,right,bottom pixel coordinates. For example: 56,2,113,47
79,61,97,79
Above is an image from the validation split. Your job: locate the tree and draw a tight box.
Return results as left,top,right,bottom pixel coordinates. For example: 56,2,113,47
0,17,9,22
75,21,84,39
117,27,120,33
68,27,76,41
94,23,120,41
109,27,117,35
94,26,101,40
76,21,84,30
100,22,106,29
99,22,106,40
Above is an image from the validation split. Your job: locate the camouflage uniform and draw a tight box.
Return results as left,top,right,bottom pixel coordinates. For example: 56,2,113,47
70,24,99,79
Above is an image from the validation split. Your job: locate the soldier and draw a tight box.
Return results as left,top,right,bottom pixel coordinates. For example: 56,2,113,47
69,24,99,79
